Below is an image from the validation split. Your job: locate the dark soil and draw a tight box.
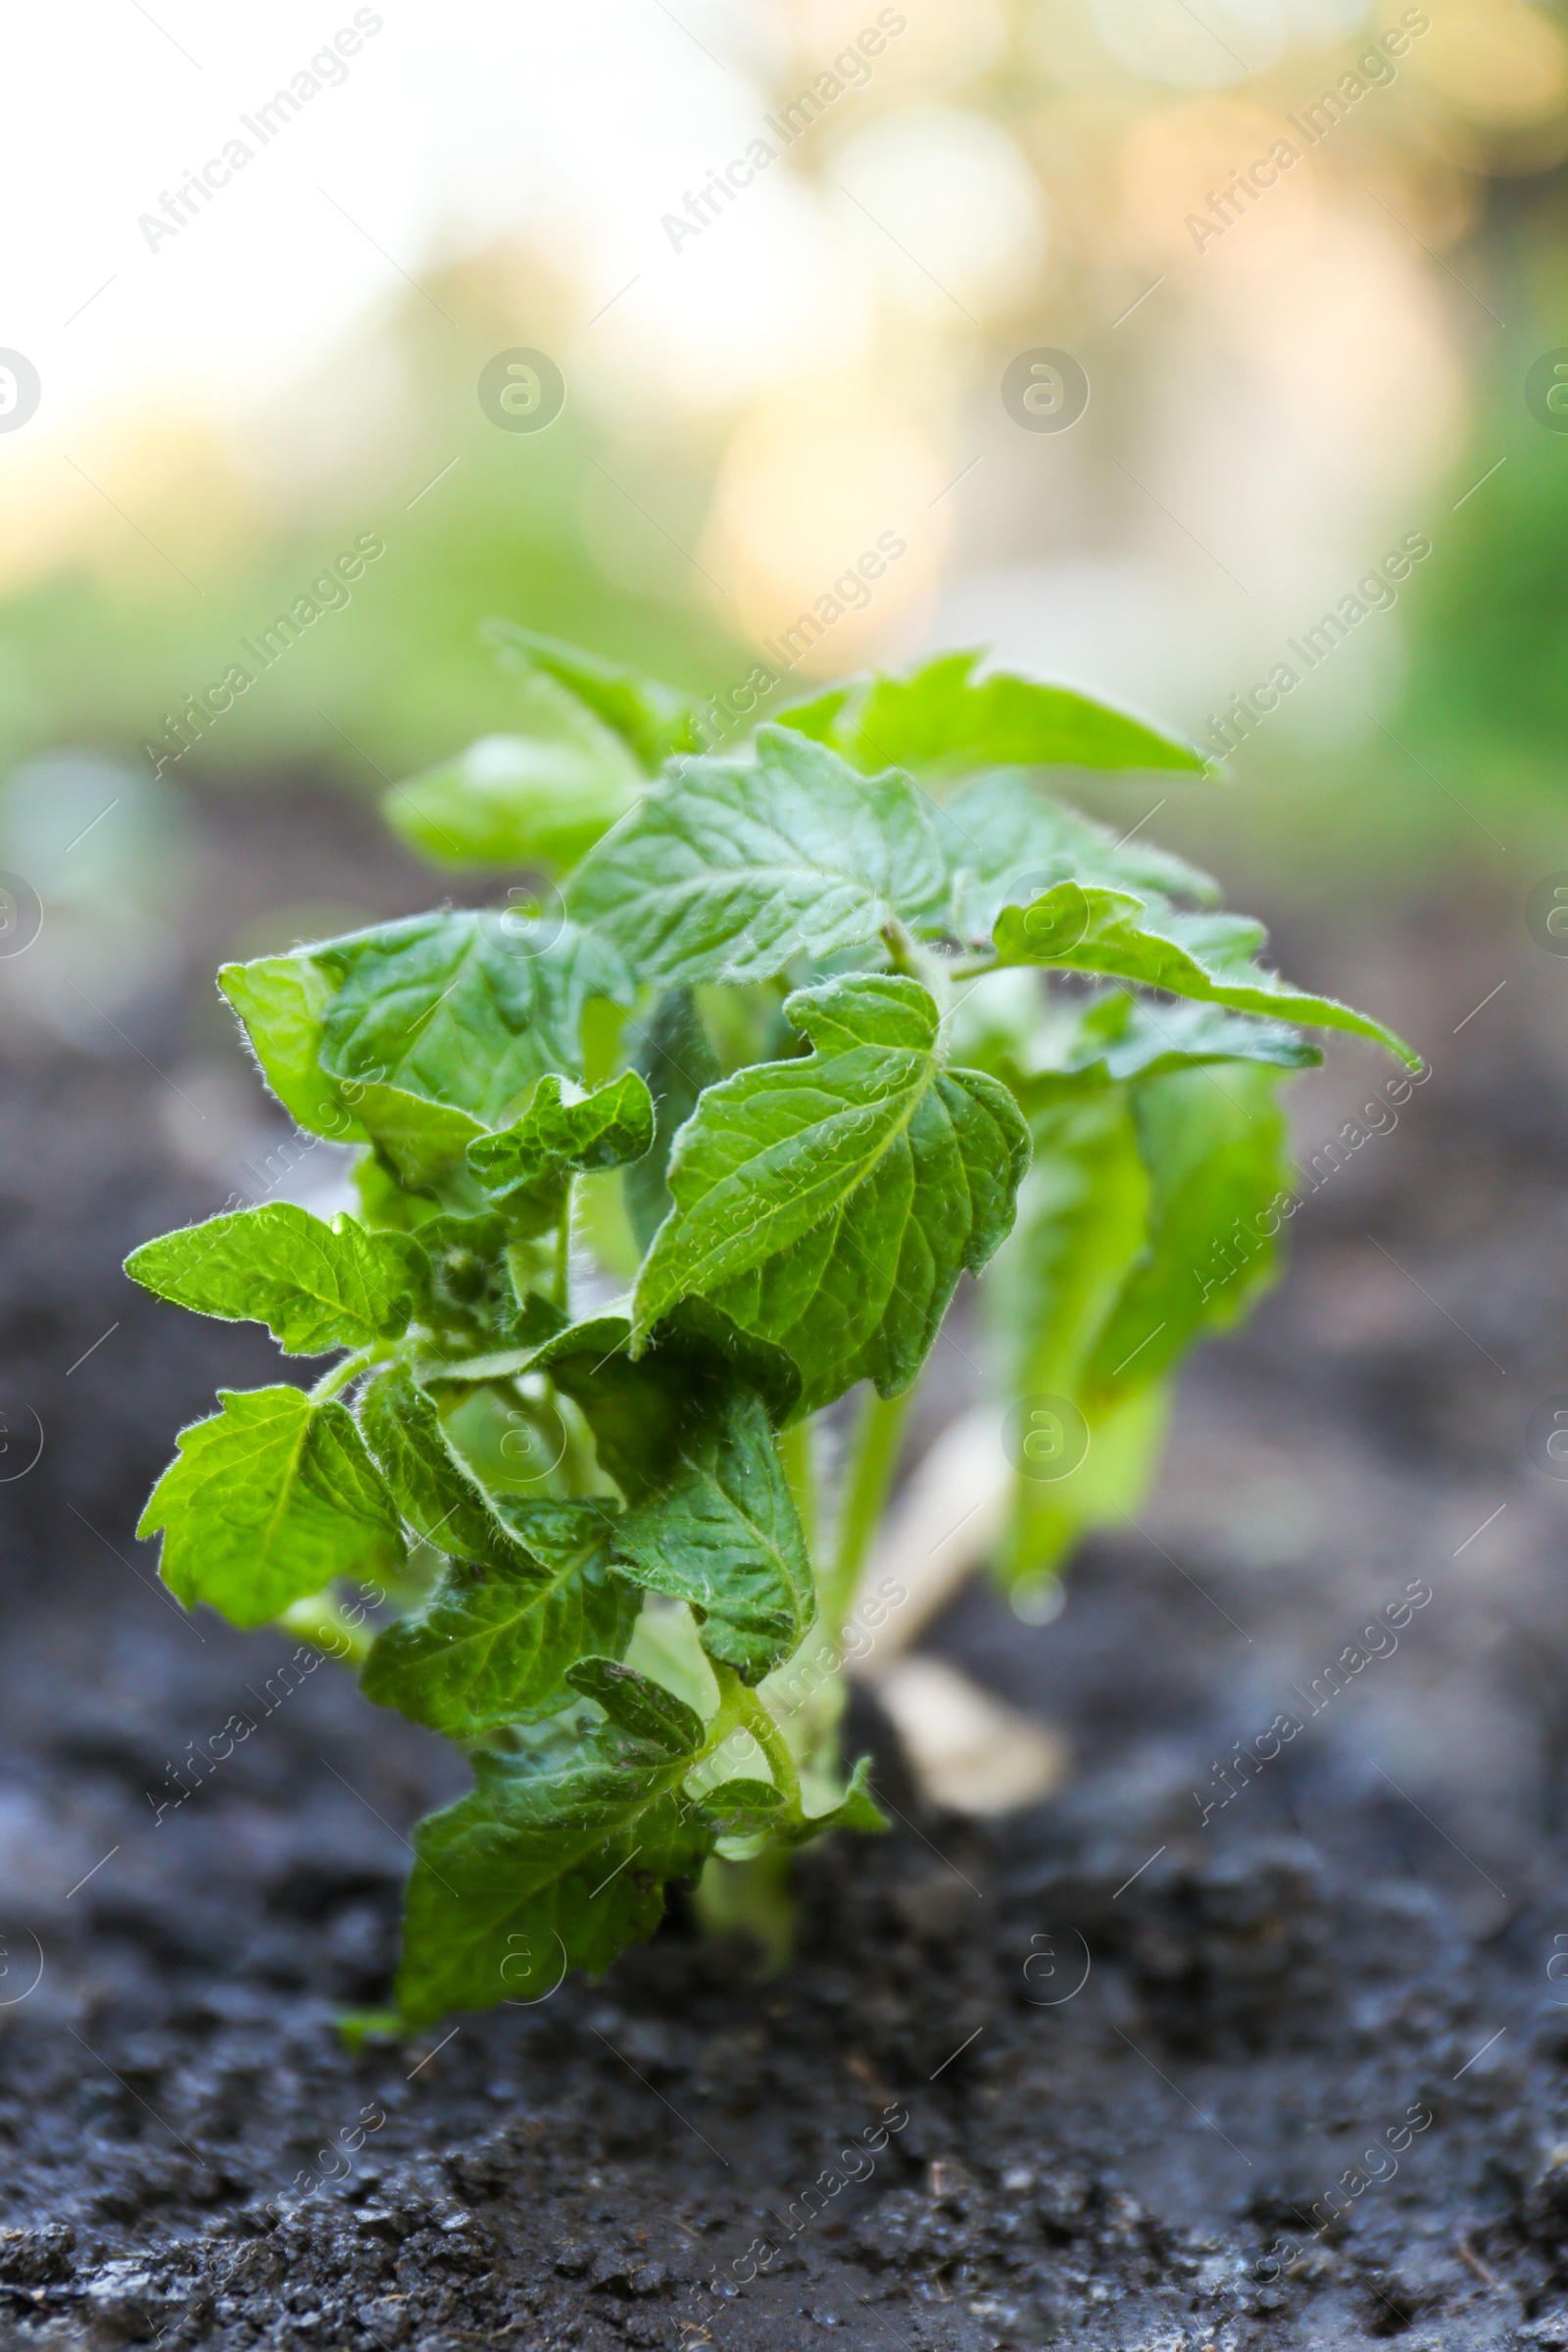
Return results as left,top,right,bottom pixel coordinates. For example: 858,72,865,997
4,781,1568,2351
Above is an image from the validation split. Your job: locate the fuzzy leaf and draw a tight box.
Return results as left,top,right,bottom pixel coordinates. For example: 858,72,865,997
777,649,1206,783
360,1363,531,1571
623,987,721,1252
138,1386,404,1627
566,726,944,986
362,1510,637,1738
467,1071,655,1234
125,1205,424,1355
994,887,1413,1059
607,1384,814,1683
929,769,1216,943
631,975,1032,1414
395,1723,713,2024
565,1656,707,1754
221,912,632,1185
383,734,643,872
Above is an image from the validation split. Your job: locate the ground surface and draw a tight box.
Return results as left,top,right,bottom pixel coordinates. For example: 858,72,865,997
3,784,1568,2351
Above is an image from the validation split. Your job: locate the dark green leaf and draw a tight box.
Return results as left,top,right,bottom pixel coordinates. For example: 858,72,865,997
125,1204,424,1355
565,1657,707,1754
394,1727,712,2024
566,726,944,986
776,649,1206,783
360,1363,529,1571
483,622,705,771
623,987,720,1252
138,1386,404,1627
632,975,1032,1414
362,1513,637,1738
607,1384,813,1683
695,1777,785,1830
994,887,1413,1059
467,1071,655,1235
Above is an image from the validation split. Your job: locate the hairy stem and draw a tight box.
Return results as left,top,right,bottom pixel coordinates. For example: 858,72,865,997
308,1346,384,1403
821,1386,912,1641
710,1664,803,1818
553,1182,573,1310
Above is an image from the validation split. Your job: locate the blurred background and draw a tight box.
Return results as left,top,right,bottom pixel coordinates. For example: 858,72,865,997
2,0,1566,995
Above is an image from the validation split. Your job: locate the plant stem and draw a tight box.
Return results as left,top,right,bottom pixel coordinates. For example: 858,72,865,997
308,1346,383,1402
709,1665,803,1818
821,1386,912,1640
554,1185,572,1310
777,1417,816,1564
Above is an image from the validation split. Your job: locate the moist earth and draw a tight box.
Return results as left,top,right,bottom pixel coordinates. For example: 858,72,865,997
3,784,1568,2351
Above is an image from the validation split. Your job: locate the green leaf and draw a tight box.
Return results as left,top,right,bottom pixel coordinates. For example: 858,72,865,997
623,987,720,1252
467,1071,655,1235
522,1311,800,1499
362,1512,637,1739
219,953,367,1142
987,1091,1152,1590
483,622,705,771
383,734,644,872
782,1754,888,1842
695,1777,785,1832
360,1363,533,1571
125,1204,424,1355
607,1384,814,1683
776,649,1206,783
394,1723,713,2024
994,888,1413,1059
566,725,944,986
565,1656,707,1754
138,1386,404,1627
221,913,632,1185
631,975,1033,1415
1086,1061,1293,1398
928,769,1217,944
1049,991,1321,1084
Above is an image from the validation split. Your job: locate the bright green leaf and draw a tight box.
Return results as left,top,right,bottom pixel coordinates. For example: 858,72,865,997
1050,991,1321,1084
781,1754,888,1843
566,725,944,986
125,1204,424,1355
929,769,1216,944
221,913,632,1185
994,887,1414,1059
1087,1061,1294,1398
483,622,705,771
138,1386,404,1627
467,1071,655,1235
608,1384,814,1683
776,649,1206,784
632,975,1032,1415
383,734,644,873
